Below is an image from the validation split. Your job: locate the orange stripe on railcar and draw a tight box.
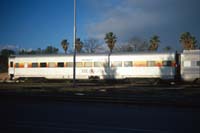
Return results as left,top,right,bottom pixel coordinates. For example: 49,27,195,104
133,61,147,67
28,63,32,68
155,61,162,67
64,62,67,67
19,63,24,68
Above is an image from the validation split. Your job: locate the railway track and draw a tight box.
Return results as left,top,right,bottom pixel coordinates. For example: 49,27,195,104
0,79,199,87
0,83,199,105
0,80,200,108
1,90,200,108
0,81,199,97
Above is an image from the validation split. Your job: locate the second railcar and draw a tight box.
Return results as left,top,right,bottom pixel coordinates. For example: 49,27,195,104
181,50,200,82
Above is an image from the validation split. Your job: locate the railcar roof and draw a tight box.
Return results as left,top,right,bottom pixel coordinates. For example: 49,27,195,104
9,51,175,58
183,49,200,54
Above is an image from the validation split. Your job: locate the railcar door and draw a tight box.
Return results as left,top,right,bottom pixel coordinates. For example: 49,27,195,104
8,57,15,80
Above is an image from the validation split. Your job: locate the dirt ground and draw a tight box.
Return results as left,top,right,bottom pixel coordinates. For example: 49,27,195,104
0,72,9,81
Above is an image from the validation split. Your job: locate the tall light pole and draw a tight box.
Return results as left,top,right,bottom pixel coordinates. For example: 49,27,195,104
73,0,76,87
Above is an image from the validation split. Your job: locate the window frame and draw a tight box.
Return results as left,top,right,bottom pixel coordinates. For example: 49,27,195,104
111,61,122,67
196,61,200,66
162,60,172,67
183,61,191,67
57,62,64,67
76,62,83,67
15,63,19,68
147,61,156,67
124,61,132,67
48,62,56,68
40,62,47,68
94,62,104,67
32,63,38,68
84,62,92,67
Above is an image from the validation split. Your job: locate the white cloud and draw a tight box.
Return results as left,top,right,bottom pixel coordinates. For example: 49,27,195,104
0,44,18,51
84,0,200,51
86,0,167,41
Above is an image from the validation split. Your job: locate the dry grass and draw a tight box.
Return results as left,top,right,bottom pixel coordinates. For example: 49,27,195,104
0,72,9,81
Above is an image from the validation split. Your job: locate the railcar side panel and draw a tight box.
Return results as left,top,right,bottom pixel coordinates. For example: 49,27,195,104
181,50,200,82
8,53,176,80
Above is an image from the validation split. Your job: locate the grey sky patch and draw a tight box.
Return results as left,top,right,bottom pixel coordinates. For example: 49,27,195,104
86,0,200,51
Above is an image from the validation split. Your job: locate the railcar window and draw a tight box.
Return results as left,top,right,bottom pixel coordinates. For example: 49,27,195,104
67,62,73,67
66,62,82,67
40,62,47,67
58,62,64,67
147,61,156,67
104,63,109,67
111,61,122,67
84,62,92,67
197,61,200,66
133,61,146,67
162,61,172,66
32,63,38,68
10,62,13,67
94,62,104,67
48,62,56,68
183,61,191,67
15,63,19,68
124,61,132,67
76,62,82,67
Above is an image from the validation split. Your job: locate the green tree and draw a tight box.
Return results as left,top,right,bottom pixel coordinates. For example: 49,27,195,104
180,32,197,50
0,49,15,72
148,35,160,51
198,42,200,49
0,49,15,57
104,32,117,53
44,46,59,54
19,49,26,55
19,49,37,55
127,37,148,52
84,38,100,53
61,39,69,54
75,38,83,53
36,48,42,54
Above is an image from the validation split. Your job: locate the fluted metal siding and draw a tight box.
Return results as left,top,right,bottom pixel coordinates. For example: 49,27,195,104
181,50,200,81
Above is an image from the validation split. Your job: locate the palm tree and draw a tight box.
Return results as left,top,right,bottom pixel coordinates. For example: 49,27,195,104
148,35,160,51
104,32,117,78
104,32,117,53
61,39,69,54
190,36,198,49
198,42,200,49
75,38,83,53
179,32,197,50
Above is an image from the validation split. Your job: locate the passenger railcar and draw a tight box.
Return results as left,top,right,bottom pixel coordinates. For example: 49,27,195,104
8,52,176,81
181,50,200,82
8,50,200,82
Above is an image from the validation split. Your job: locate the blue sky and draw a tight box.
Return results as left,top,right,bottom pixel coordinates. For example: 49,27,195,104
0,0,200,53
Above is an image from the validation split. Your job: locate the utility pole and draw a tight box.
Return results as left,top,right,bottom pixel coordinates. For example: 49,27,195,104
73,0,76,87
